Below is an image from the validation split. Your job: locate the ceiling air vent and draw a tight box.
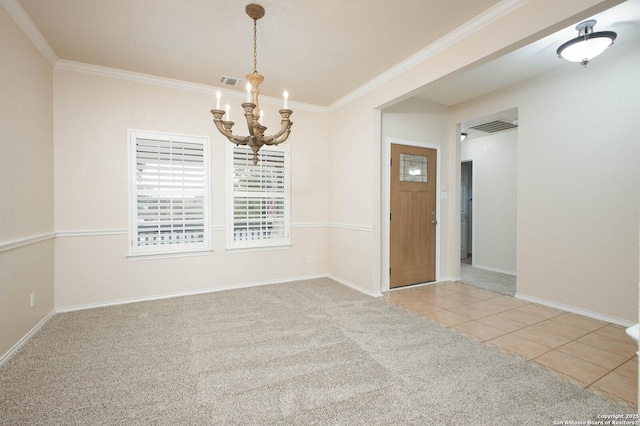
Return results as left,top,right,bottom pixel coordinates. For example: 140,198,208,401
219,75,244,87
469,120,518,133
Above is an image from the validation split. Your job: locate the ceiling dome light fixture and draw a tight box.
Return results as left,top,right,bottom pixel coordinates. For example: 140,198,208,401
210,4,293,165
557,20,617,67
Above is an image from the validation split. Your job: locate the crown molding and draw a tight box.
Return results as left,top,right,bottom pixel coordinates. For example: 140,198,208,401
0,0,58,66
55,60,328,114
328,0,529,112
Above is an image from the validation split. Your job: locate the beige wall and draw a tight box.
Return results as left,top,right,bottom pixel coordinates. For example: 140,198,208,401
452,38,640,323
0,6,54,359
53,69,330,309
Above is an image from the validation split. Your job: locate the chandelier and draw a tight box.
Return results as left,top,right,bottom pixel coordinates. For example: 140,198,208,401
210,4,293,165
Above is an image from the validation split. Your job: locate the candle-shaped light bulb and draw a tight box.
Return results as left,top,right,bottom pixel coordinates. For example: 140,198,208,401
216,90,221,110
259,110,264,125
283,90,289,109
245,82,252,103
225,104,230,122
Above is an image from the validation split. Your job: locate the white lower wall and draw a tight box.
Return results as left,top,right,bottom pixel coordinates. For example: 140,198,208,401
54,226,328,309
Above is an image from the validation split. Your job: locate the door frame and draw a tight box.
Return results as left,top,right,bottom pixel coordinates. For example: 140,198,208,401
461,157,475,264
382,138,441,292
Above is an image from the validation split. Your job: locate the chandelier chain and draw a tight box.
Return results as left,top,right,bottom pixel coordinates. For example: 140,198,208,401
210,4,293,165
253,18,258,74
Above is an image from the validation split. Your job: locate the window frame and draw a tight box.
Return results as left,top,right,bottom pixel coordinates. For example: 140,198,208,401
227,144,291,251
128,129,212,258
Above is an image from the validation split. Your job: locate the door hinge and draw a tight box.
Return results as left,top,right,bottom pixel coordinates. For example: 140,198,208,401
390,212,392,221
390,158,392,167
389,267,391,275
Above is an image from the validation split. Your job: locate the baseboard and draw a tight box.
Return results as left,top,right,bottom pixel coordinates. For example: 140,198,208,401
0,310,55,367
326,274,383,298
56,274,330,313
471,264,517,276
515,292,636,328
385,277,456,292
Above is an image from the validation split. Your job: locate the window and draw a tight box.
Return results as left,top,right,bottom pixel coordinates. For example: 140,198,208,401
229,145,290,249
129,130,210,256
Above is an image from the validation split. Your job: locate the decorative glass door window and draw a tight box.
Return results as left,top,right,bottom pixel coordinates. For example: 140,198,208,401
400,153,428,182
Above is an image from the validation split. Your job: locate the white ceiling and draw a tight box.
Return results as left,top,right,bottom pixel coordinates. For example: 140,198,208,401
415,0,640,107
13,0,503,107
7,0,640,108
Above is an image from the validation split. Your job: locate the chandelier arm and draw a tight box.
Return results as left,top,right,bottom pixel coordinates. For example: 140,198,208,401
262,109,293,142
263,120,293,145
264,123,293,146
229,135,250,145
210,109,250,145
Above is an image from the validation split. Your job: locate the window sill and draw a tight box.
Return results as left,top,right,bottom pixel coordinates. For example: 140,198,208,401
127,249,213,261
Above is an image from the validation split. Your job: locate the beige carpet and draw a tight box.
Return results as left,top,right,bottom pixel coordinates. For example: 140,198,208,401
0,278,633,424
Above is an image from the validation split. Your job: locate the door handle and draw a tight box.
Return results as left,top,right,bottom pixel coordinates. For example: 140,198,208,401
432,220,438,225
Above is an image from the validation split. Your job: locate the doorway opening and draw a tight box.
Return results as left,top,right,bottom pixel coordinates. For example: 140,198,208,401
458,108,518,296
460,160,473,265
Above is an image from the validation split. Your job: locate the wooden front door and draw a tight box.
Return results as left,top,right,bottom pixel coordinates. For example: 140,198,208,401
390,144,437,288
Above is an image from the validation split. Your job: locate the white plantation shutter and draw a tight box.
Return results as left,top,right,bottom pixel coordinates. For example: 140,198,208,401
230,145,290,248
129,131,210,255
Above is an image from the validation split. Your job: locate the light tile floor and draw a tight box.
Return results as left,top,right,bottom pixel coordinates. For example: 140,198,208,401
381,281,639,409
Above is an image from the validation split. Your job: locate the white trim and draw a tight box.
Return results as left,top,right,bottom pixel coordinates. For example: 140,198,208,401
0,232,55,253
326,274,383,298
0,310,55,367
382,138,442,293
0,0,58,66
55,60,327,114
327,223,372,232
472,264,517,276
386,277,456,292
515,293,636,328
56,229,127,238
328,0,528,112
291,222,328,229
55,274,328,313
51,224,369,240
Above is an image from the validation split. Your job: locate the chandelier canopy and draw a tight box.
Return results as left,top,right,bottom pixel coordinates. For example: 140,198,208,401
211,4,293,165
